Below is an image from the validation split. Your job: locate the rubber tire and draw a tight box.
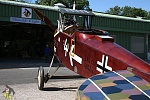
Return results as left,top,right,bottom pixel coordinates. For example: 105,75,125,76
37,66,44,90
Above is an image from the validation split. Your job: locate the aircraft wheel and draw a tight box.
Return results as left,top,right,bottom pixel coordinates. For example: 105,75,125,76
37,66,44,90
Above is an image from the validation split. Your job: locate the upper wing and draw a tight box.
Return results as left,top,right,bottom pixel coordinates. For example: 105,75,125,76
76,70,150,100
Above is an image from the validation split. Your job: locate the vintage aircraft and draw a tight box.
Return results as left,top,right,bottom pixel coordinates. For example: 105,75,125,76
33,2,150,99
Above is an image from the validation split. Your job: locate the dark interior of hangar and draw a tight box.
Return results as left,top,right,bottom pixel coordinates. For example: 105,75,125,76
0,22,54,59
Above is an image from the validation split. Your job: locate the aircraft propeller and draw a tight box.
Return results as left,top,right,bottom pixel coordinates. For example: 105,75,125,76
33,8,57,31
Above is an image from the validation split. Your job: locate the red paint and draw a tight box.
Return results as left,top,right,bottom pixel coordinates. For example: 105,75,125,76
54,29,150,82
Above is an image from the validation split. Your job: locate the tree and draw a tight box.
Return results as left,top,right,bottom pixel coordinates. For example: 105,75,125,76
106,6,149,19
106,6,121,15
147,12,150,20
121,6,148,18
121,6,132,17
35,0,92,10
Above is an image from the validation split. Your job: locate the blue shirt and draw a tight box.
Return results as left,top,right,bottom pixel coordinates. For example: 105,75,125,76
44,47,50,55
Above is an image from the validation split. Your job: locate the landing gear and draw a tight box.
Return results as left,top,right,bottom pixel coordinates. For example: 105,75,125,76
37,66,44,90
37,54,61,90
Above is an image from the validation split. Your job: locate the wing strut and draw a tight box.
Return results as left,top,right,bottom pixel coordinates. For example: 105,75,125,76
44,54,61,83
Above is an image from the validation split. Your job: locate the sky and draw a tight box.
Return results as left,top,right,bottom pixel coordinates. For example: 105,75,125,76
29,0,150,12
88,0,150,12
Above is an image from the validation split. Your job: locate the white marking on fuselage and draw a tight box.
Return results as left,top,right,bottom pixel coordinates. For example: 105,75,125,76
54,30,60,37
105,56,112,71
97,55,112,73
64,39,69,57
58,37,60,42
69,45,82,66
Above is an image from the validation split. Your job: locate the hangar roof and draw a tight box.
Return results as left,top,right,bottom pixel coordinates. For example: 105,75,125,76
0,0,94,16
94,12,150,23
0,0,58,11
0,0,150,23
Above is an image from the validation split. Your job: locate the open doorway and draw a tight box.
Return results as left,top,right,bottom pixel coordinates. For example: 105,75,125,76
0,23,54,60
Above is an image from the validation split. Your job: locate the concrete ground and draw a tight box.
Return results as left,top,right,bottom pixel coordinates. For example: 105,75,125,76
0,58,85,100
0,58,149,100
0,79,85,100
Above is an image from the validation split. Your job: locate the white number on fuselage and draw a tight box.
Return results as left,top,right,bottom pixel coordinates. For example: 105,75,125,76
63,39,69,57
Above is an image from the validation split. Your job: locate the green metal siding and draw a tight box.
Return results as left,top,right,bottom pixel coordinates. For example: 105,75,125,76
109,31,147,59
0,4,20,18
0,1,150,59
91,15,150,59
31,9,59,25
1,1,150,32
92,16,150,34
0,3,59,25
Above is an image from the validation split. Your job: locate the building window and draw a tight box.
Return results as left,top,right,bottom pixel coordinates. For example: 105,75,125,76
131,36,144,53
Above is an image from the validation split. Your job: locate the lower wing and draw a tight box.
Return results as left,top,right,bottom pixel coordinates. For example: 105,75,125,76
76,70,150,100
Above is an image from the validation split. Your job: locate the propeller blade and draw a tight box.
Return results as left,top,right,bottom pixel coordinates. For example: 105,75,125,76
33,8,57,31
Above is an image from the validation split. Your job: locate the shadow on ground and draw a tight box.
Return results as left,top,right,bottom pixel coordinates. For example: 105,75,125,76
43,87,78,92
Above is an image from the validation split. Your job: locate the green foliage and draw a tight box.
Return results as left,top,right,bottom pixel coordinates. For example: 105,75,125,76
121,6,148,18
106,6,121,15
147,12,150,20
106,6,150,20
121,6,132,17
35,0,91,10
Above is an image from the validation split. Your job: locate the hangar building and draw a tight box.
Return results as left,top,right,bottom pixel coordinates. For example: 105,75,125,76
0,0,150,60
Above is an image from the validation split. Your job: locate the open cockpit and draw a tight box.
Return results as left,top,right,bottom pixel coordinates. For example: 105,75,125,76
55,5,95,36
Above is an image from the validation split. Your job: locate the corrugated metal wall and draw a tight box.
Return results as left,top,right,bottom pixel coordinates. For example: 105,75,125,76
0,2,150,59
92,16,150,33
36,9,59,25
0,3,59,25
0,4,19,21
109,31,147,59
92,16,149,59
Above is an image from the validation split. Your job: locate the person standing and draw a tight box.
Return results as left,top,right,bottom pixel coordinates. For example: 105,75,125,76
44,45,50,63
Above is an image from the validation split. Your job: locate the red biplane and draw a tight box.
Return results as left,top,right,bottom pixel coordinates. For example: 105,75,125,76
33,3,150,99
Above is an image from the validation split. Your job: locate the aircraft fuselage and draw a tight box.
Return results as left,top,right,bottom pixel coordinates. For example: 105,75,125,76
54,29,150,82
